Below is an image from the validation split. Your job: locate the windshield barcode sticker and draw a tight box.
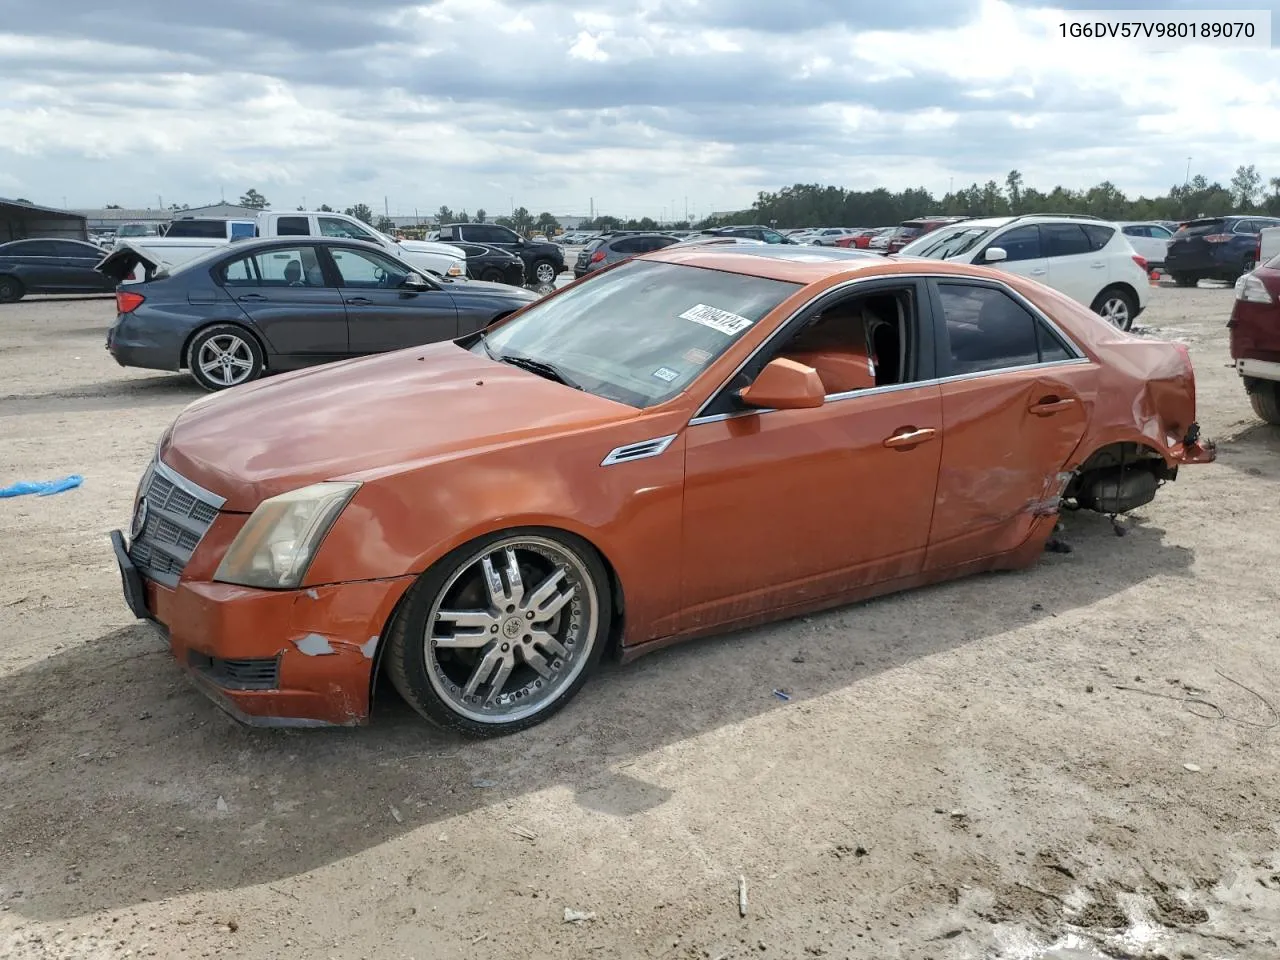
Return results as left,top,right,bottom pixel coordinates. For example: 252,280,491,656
679,303,754,336
652,366,680,382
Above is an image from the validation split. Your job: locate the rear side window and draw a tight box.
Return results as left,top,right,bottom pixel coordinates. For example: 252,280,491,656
1082,224,1115,250
937,283,1073,376
276,216,310,237
220,246,326,287
11,240,57,256
166,220,227,238
1041,223,1092,257
1175,219,1226,237
612,237,644,254
1122,225,1149,237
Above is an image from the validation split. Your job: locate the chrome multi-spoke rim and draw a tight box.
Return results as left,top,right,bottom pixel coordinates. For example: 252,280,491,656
197,334,254,386
535,262,556,284
424,536,598,724
1100,297,1129,328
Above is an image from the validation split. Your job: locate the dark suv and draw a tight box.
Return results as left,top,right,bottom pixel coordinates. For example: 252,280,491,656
573,233,680,278
438,223,565,286
1165,215,1280,286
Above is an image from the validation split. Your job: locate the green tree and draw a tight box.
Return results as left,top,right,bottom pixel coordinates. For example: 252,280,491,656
1230,164,1262,209
535,212,560,234
475,208,487,223
319,203,334,212
436,205,454,225
376,216,395,231
456,210,471,223
345,203,374,224
1005,169,1024,211
511,206,534,234
239,188,269,209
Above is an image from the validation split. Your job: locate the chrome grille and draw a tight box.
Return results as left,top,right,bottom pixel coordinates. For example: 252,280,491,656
127,459,225,588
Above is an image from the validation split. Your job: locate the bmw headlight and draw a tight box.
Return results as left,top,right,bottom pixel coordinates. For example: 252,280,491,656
213,482,360,589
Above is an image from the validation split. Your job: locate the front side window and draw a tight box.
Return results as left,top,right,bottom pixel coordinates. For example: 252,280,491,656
318,216,378,243
480,259,799,408
220,247,326,287
329,247,413,288
985,225,1042,262
938,283,1074,376
762,230,786,244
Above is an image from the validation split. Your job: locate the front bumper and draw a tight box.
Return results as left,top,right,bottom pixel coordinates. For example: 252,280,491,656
111,529,414,727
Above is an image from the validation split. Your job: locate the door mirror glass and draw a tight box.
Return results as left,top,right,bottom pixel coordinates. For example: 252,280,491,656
400,273,429,289
984,247,1008,263
738,358,826,410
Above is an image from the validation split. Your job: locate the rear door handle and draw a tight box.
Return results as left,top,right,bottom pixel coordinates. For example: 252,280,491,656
1029,397,1078,415
236,294,267,302
883,427,937,449
1090,262,1106,269
1030,268,1047,276
345,296,372,305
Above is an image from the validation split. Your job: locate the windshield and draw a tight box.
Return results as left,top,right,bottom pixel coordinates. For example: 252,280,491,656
901,225,994,259
479,259,799,408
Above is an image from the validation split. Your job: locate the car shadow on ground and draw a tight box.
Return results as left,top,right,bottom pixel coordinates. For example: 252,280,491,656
0,511,1194,922
1211,420,1280,481
1,375,196,416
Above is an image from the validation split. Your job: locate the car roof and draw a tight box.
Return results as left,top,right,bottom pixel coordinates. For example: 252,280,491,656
645,244,929,283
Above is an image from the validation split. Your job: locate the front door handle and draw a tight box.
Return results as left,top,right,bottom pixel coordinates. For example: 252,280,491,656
237,293,267,302
883,427,937,449
1030,268,1047,276
345,296,372,305
1029,396,1078,415
1090,262,1106,269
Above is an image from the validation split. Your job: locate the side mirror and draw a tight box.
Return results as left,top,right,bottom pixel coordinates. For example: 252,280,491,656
983,247,1008,263
401,274,429,289
737,358,825,410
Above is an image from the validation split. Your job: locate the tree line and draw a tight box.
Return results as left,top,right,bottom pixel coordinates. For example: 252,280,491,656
698,165,1280,229
107,164,1280,235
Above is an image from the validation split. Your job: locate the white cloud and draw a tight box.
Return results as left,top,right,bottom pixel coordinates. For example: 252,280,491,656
0,0,1276,217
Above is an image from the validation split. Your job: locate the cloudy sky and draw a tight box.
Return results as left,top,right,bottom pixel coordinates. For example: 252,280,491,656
2,0,1277,220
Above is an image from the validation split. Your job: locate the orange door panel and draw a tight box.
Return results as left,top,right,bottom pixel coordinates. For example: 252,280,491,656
679,385,944,631
926,365,1094,569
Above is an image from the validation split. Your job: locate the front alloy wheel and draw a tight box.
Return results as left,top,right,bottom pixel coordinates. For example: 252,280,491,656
387,531,610,736
533,260,558,285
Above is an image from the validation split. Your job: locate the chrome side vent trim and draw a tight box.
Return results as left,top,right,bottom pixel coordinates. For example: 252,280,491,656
601,434,678,467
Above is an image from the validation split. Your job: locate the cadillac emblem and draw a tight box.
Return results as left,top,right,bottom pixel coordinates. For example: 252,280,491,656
130,496,149,540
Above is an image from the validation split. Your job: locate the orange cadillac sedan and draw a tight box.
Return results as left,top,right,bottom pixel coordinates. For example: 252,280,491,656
110,245,1215,736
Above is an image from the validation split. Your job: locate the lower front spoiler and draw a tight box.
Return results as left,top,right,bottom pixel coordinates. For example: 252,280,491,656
110,528,413,728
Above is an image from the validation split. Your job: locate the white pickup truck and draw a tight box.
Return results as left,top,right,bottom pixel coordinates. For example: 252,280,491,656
1262,226,1280,265
115,210,467,279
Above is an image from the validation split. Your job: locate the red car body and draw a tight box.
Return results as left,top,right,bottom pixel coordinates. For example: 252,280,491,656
1228,255,1280,423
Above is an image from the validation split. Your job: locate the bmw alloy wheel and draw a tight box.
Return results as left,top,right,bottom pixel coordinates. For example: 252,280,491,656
534,261,557,284
197,334,255,387
422,536,600,726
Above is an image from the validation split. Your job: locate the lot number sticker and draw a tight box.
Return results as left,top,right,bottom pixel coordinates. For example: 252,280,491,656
679,303,754,336
652,366,680,382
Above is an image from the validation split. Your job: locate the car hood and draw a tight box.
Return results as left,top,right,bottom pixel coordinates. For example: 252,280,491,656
160,342,634,512
395,239,466,259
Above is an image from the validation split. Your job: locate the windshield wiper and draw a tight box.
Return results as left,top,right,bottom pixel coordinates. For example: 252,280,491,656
497,352,584,391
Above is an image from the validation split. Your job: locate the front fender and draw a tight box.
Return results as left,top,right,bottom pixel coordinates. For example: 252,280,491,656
303,426,689,645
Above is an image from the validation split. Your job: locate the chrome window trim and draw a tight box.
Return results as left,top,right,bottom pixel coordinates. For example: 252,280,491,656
688,358,1091,426
601,433,678,466
687,272,1087,424
154,457,226,510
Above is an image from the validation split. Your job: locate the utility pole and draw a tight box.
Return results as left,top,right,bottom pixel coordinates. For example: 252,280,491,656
384,196,390,221
1184,157,1192,186
684,196,688,221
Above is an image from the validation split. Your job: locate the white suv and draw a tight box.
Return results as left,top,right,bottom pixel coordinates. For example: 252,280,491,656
897,215,1150,330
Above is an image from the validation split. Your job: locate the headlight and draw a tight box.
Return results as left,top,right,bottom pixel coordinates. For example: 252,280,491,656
447,262,464,277
213,482,359,589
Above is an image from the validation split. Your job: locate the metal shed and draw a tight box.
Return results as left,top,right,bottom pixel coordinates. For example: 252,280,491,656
0,198,89,243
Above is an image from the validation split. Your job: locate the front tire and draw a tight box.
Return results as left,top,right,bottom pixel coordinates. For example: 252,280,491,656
480,267,504,283
1172,273,1198,287
531,259,558,285
386,529,611,737
1251,382,1280,425
1091,286,1137,331
186,324,264,391
0,275,25,303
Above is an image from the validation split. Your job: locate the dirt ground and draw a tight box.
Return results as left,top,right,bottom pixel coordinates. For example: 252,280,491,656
3,283,1280,960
